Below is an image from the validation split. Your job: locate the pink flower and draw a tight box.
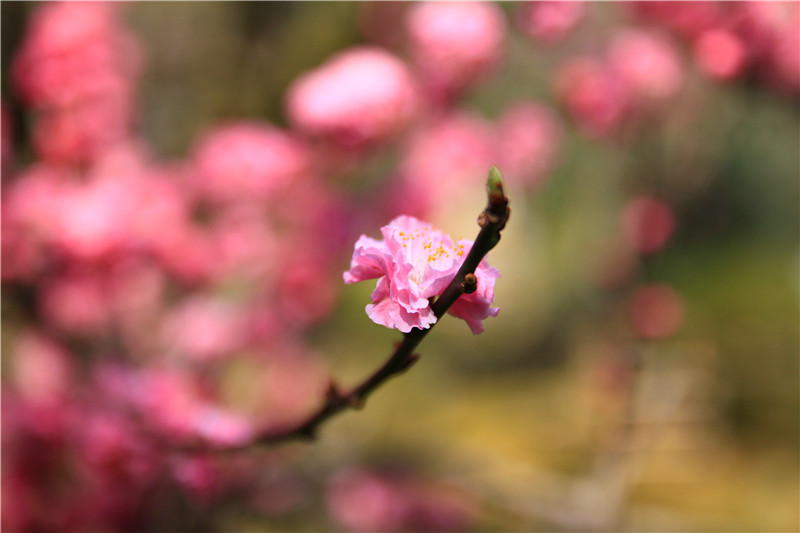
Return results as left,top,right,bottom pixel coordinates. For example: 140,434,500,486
39,269,112,337
608,30,684,102
406,1,506,101
393,112,494,219
621,195,676,254
693,29,748,81
327,469,410,532
518,1,586,44
496,101,563,190
190,122,310,205
286,47,418,148
555,57,630,138
172,455,220,503
344,216,499,334
12,1,141,165
9,331,74,406
626,1,725,41
12,2,140,109
161,295,245,362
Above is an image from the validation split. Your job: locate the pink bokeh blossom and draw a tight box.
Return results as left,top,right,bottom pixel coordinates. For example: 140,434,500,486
327,468,476,532
406,1,506,102
621,195,676,255
518,1,586,44
190,123,311,205
12,1,141,164
608,30,684,102
555,57,630,138
39,269,112,337
162,295,246,362
393,112,495,218
286,47,418,148
693,29,748,81
344,215,499,334
496,101,563,190
9,331,74,406
627,1,725,41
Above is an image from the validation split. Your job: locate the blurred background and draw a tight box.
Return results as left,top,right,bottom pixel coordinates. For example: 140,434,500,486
2,2,798,531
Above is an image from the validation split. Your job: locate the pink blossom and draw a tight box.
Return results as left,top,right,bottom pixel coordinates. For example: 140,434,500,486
757,6,800,95
555,57,631,138
394,112,494,218
627,1,726,41
327,469,410,532
106,259,166,342
12,1,141,164
621,195,676,254
608,30,685,102
191,406,253,447
50,178,133,261
162,295,246,362
202,205,281,285
31,78,134,164
518,1,586,44
344,216,499,334
172,455,220,503
286,47,418,148
326,468,477,532
81,413,158,485
406,2,506,101
127,369,252,446
3,164,71,246
694,29,748,81
190,122,310,205
275,252,339,327
12,2,140,108
9,331,74,406
496,101,563,190
39,269,112,337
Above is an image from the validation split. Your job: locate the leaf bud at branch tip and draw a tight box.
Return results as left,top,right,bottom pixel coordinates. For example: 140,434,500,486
487,165,505,199
485,165,509,219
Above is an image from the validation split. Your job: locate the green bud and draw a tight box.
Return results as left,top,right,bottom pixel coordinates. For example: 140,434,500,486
486,166,505,197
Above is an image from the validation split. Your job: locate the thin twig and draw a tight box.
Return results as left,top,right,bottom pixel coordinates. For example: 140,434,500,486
188,167,510,451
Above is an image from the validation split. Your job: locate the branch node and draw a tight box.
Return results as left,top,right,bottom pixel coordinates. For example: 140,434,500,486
326,380,342,401
399,353,421,373
346,394,365,410
461,273,478,294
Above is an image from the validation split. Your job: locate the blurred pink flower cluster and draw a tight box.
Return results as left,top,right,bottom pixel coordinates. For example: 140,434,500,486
12,2,141,164
630,1,800,91
327,467,477,532
555,28,684,138
2,3,348,530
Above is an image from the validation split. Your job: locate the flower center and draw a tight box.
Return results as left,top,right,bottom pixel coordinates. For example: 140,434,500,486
398,227,466,283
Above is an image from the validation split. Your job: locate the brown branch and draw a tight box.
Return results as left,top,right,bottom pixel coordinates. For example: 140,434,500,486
189,167,510,452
